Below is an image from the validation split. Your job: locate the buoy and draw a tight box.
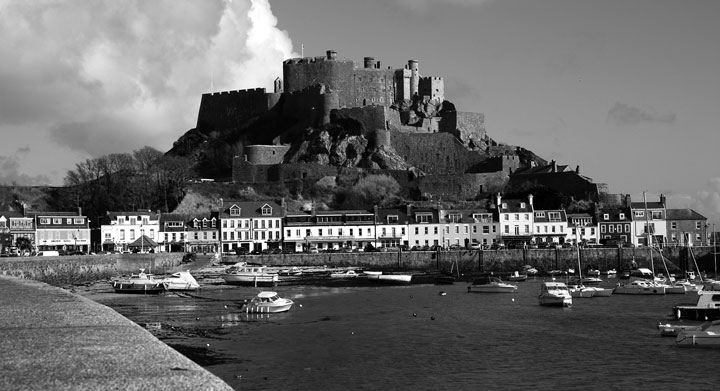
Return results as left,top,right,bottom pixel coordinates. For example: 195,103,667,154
511,298,515,302
206,343,210,347
299,304,303,307
351,331,354,335
413,312,417,317
196,317,200,320
439,292,447,296
431,316,435,320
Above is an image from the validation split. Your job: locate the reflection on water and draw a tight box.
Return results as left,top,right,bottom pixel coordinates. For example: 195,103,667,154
219,312,292,326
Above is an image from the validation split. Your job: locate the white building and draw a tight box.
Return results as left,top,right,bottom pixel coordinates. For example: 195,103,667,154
496,194,535,246
219,200,283,254
283,209,376,252
101,211,160,253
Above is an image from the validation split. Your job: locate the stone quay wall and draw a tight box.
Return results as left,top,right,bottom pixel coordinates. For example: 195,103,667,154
0,254,184,286
2,247,715,285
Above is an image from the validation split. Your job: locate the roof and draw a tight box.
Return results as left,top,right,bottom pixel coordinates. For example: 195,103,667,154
498,199,534,213
666,209,706,220
630,201,665,210
219,201,283,218
106,211,160,219
533,210,567,223
127,235,158,248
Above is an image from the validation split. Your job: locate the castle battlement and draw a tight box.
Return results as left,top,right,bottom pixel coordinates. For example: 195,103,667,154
203,88,267,97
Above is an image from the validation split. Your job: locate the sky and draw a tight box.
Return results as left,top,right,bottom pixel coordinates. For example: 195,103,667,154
1,0,718,226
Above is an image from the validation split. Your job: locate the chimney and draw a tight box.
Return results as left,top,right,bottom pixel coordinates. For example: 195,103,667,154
78,206,82,216
219,198,223,208
406,204,412,217
551,160,556,172
624,194,631,207
575,165,580,174
528,194,534,206
496,193,502,208
660,194,666,207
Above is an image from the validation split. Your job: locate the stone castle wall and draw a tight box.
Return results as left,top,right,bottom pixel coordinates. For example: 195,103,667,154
196,88,273,133
418,172,507,200
244,145,291,165
390,132,488,175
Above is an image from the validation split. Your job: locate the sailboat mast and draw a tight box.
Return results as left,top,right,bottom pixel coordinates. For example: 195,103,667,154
643,191,655,276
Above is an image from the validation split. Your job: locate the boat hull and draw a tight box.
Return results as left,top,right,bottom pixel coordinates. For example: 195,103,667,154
244,302,293,313
368,274,412,284
672,307,720,321
111,281,164,294
676,331,720,348
539,295,572,307
468,285,517,293
222,274,279,286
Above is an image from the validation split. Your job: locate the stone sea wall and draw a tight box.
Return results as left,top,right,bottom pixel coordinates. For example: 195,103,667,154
0,254,184,285
1,247,715,285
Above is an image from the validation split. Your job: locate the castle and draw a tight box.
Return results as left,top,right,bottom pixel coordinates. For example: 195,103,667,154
187,49,601,202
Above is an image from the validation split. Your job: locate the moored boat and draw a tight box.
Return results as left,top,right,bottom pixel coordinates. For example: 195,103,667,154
111,269,164,294
160,270,200,291
507,271,528,282
371,273,412,284
242,291,294,313
467,277,518,293
538,281,572,307
672,290,720,321
613,279,666,295
568,284,595,298
675,320,720,348
221,263,279,286
329,270,360,279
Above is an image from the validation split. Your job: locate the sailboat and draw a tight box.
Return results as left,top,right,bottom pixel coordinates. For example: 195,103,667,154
568,233,610,297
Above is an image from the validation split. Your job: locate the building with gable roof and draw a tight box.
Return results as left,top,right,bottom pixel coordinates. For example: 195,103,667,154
666,208,708,246
0,211,34,254
406,206,443,249
566,213,598,245
630,194,667,247
596,206,633,246
496,193,535,246
219,200,283,254
283,208,376,252
100,210,160,253
532,209,568,245
31,208,90,253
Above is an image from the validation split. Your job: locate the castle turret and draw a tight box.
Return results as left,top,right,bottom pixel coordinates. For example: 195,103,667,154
326,50,337,60
408,60,419,98
364,57,376,69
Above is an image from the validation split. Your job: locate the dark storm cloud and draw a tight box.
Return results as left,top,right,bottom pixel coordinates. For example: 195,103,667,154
607,102,676,127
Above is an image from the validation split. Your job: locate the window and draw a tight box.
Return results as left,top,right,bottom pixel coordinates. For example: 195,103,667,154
619,213,625,220
74,218,84,224
482,226,489,234
415,227,419,235
548,212,561,222
120,230,125,240
603,214,609,220
432,227,436,234
130,217,136,225
504,226,509,234
524,225,529,234
625,224,630,233
261,205,272,215
318,229,323,236
53,218,62,224
416,214,432,223
230,206,240,216
609,225,614,233
600,225,606,233
535,212,545,218
501,203,507,209
671,221,678,229
634,211,645,218
520,202,526,208
696,221,702,229
40,218,50,225
651,211,662,219
514,214,519,221
387,215,398,224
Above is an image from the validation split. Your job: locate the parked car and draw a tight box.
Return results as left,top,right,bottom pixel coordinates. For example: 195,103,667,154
469,242,483,250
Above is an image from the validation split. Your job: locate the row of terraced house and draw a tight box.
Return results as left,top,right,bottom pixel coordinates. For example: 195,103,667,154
0,194,710,255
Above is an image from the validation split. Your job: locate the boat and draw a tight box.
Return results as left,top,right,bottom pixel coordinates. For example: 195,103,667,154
675,320,720,348
160,270,200,291
538,281,572,307
362,271,383,277
111,269,165,294
613,279,666,295
586,268,601,277
370,273,413,284
567,283,595,298
657,321,708,337
221,263,279,286
672,290,720,321
586,286,613,297
507,271,528,282
604,269,617,276
522,265,538,275
329,270,360,278
278,267,303,276
467,277,518,293
582,276,603,286
242,291,294,313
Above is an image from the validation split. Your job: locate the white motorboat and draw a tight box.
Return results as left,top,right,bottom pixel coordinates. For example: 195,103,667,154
538,281,572,307
278,267,303,276
675,320,720,348
613,279,666,295
467,277,518,293
586,269,600,277
568,284,595,298
221,263,279,286
586,286,613,297
507,271,528,282
658,321,708,337
672,290,720,321
160,270,200,291
582,276,603,286
329,270,360,278
242,291,294,313
371,273,413,284
111,269,164,294
604,269,617,276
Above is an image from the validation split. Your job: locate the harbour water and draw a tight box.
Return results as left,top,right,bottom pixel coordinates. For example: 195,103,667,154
88,277,718,391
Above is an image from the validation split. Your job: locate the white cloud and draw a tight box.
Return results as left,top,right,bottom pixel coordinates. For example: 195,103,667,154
0,0,295,184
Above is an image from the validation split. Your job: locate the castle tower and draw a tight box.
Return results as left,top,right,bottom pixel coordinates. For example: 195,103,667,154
364,57,376,69
326,50,337,60
408,60,419,98
273,77,283,93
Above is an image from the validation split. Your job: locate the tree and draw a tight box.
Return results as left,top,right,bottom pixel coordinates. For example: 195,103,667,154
338,174,401,209
15,237,33,252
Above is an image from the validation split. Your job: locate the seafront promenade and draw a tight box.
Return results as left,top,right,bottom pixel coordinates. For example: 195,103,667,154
0,275,233,391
